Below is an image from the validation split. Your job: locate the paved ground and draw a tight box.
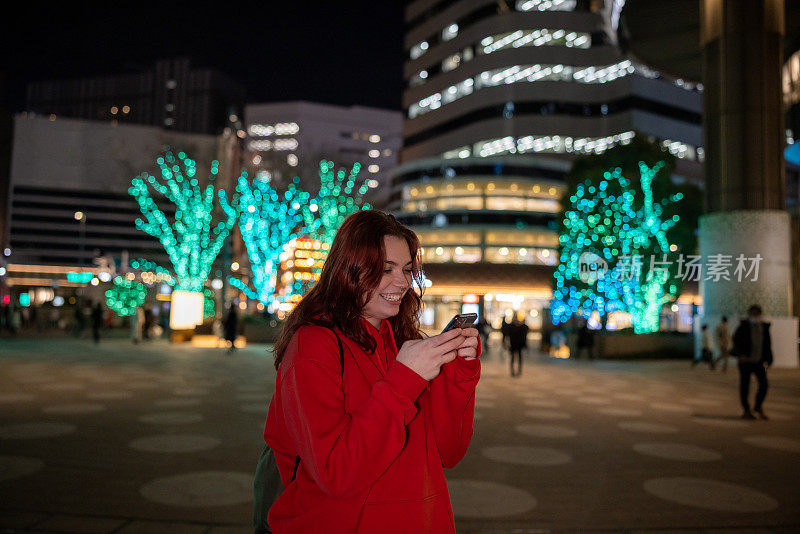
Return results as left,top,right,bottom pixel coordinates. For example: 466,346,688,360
0,335,799,533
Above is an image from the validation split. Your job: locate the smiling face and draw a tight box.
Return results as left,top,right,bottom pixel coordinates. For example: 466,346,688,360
362,235,413,329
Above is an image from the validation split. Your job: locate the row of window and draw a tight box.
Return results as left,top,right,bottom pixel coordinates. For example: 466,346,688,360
420,245,558,265
406,180,562,199
407,196,560,213
415,228,559,247
409,0,580,61
409,60,636,118
409,27,592,86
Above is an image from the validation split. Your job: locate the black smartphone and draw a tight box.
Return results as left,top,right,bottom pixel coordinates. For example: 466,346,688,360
441,313,478,333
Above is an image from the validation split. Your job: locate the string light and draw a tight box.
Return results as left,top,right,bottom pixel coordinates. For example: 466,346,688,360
551,160,683,333
105,276,146,317
129,149,239,293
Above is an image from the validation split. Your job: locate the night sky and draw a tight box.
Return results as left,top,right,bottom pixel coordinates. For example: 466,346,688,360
2,1,406,113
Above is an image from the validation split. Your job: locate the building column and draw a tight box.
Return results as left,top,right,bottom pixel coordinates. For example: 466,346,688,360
699,0,798,367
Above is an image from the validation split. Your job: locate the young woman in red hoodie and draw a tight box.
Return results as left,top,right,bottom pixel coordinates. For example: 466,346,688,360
263,210,480,533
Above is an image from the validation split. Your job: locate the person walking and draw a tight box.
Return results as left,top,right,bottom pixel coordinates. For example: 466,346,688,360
714,316,731,372
224,303,239,353
91,302,103,344
731,304,773,420
693,324,716,369
508,315,528,377
476,315,490,350
575,319,595,359
262,210,480,533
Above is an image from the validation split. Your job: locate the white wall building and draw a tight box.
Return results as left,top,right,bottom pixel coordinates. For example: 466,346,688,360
244,101,403,208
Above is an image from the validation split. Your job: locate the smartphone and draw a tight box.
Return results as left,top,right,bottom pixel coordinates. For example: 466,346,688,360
441,313,478,333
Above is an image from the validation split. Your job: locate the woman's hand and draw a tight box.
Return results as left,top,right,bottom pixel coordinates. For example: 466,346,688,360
396,328,466,380
456,327,480,360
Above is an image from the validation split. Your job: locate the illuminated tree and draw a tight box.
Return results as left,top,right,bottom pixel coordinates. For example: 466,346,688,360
304,160,372,246
105,277,147,317
551,137,699,333
129,150,239,292
230,172,311,305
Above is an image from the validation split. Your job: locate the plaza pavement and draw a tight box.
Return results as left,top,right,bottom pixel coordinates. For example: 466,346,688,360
0,334,799,533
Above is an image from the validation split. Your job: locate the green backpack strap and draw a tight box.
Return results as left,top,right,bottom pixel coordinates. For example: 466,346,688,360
254,326,345,533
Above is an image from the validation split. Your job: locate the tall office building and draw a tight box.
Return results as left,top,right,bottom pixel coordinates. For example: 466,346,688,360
244,101,403,207
392,0,704,331
25,58,245,135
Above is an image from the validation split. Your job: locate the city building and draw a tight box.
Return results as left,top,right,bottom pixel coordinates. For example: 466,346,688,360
392,0,705,332
3,114,224,308
244,101,403,207
25,58,246,135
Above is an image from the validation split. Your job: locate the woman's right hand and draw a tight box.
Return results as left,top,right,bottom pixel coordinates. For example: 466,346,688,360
396,328,466,380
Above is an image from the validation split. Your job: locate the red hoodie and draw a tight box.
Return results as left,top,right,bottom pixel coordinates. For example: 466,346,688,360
264,319,480,533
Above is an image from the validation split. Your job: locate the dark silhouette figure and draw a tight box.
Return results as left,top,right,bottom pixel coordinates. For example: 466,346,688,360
576,320,595,359
476,316,490,350
731,304,773,420
500,316,510,349
508,316,528,377
694,324,716,369
224,303,239,353
91,302,103,344
143,307,153,341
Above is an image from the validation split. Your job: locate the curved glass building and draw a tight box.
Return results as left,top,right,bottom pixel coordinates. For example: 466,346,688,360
392,0,704,332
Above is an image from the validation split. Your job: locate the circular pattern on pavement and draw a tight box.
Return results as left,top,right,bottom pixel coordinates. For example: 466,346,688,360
0,423,77,439
0,393,36,403
743,435,800,454
86,391,134,400
42,403,105,415
447,479,537,518
140,471,253,507
643,477,778,512
129,434,221,453
138,412,203,425
154,398,202,409
0,455,45,482
241,403,268,415
515,423,577,438
482,446,572,466
618,421,678,434
597,407,643,417
524,409,571,420
633,442,722,462
649,402,692,413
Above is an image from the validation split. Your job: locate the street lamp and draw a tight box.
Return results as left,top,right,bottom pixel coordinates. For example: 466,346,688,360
74,211,86,266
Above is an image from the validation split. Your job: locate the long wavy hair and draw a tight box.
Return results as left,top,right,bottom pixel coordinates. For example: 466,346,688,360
272,210,425,369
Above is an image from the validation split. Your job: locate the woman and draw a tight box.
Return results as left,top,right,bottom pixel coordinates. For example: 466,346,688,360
263,210,480,533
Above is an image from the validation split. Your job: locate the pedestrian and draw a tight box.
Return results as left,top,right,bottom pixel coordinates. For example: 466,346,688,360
143,306,153,341
575,319,595,359
263,210,480,533
693,324,716,369
476,314,490,349
730,304,773,420
508,315,528,377
224,302,238,353
91,302,103,344
73,300,85,337
500,315,510,349
714,316,731,372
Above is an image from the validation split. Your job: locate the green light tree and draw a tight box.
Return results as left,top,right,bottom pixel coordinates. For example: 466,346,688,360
304,160,372,246
128,149,239,292
105,277,147,317
551,136,700,333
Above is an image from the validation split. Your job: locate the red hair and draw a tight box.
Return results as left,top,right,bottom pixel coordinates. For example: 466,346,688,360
273,210,425,369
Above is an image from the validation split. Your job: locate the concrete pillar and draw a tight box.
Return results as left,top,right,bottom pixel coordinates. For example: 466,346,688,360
699,0,798,367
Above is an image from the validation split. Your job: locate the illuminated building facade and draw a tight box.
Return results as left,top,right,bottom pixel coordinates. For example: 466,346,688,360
244,101,403,208
274,237,329,316
394,0,704,332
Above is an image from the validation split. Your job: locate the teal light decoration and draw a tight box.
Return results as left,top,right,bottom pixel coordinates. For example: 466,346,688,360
203,287,215,318
105,276,147,317
304,160,371,246
551,161,681,333
66,272,94,284
230,170,310,306
128,149,239,292
129,258,176,286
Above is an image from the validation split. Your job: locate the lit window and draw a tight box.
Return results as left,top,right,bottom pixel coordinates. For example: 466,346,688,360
410,41,429,59
165,103,175,112
368,164,380,173
287,154,298,166
166,79,177,89
368,179,379,188
369,149,380,158
110,106,118,115
516,0,576,12
369,134,381,143
442,53,462,72
164,118,174,126
122,105,130,114
382,149,392,157
442,23,458,41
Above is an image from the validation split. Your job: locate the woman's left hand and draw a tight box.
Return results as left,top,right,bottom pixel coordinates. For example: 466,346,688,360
456,327,480,360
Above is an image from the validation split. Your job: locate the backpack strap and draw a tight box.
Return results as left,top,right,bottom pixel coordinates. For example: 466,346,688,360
290,326,345,483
